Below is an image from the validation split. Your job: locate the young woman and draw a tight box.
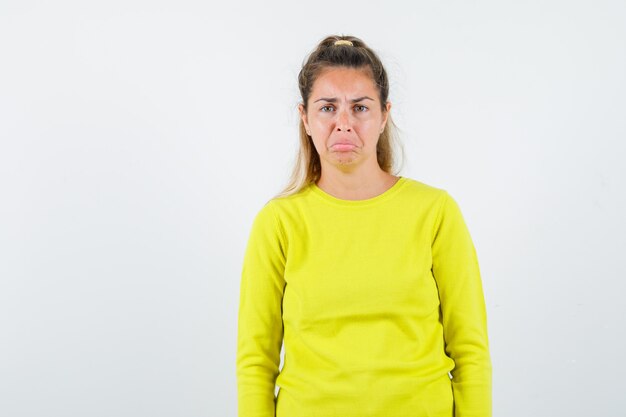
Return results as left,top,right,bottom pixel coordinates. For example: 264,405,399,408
236,35,492,417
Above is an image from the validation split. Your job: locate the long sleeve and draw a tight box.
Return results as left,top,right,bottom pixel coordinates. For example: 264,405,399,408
431,192,492,417
236,202,287,417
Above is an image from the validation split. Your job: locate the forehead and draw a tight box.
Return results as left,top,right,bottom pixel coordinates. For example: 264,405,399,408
311,67,378,99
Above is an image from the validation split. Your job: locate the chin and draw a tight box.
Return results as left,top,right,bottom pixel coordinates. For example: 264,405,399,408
335,157,358,166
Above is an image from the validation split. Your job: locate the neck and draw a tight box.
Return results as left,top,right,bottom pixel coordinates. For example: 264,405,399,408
316,165,399,201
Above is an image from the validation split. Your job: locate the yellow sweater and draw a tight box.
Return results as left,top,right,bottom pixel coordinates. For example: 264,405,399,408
236,177,491,417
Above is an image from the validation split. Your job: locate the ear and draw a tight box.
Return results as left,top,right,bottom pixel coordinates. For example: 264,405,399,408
381,101,392,131
298,103,311,135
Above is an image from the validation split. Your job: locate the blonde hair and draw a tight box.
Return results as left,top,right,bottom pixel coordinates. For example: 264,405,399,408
274,35,404,199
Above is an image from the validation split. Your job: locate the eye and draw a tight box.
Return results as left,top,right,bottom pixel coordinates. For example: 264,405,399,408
320,105,335,112
354,104,368,112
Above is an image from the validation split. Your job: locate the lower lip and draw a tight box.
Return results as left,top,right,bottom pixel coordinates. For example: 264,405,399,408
331,144,357,151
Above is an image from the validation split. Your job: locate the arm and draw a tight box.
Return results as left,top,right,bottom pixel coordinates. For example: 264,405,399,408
431,192,492,417
236,202,286,417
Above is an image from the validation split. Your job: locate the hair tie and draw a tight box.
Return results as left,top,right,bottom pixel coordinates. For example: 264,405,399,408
334,40,353,46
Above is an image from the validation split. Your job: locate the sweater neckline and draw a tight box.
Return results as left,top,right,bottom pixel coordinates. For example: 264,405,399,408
310,176,407,207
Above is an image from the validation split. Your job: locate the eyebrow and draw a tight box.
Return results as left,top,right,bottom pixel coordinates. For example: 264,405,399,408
313,96,375,103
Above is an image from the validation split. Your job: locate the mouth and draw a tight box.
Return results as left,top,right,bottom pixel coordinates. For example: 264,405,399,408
330,143,358,152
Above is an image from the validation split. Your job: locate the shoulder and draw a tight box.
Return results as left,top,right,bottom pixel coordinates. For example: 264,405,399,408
261,184,315,215
248,186,312,235
393,176,454,211
400,177,448,198
394,178,472,234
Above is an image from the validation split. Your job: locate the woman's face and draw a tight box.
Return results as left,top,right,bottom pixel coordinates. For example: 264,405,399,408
299,66,391,173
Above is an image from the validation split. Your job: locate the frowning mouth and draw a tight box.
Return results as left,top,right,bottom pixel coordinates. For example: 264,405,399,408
330,143,358,151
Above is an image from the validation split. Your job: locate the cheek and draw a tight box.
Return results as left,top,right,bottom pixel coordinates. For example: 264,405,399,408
311,138,327,154
354,120,378,135
312,117,332,131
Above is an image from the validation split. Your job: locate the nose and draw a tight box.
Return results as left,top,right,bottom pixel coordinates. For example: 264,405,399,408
335,108,352,132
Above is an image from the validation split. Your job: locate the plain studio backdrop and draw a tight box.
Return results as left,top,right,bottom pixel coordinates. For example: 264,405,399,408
1,1,624,416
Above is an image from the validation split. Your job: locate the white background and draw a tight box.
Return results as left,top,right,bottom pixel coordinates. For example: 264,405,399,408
1,1,625,416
